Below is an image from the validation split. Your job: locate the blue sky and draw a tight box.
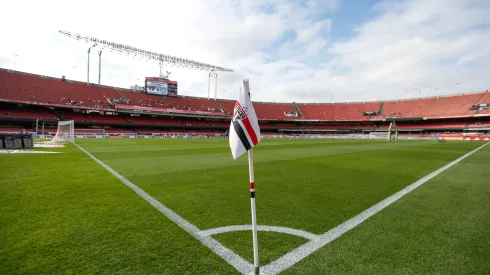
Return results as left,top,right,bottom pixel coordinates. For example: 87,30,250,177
0,0,489,103
329,0,379,40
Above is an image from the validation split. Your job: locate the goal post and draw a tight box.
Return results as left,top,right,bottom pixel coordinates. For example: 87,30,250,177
369,131,390,140
48,120,75,144
370,122,398,141
388,122,398,141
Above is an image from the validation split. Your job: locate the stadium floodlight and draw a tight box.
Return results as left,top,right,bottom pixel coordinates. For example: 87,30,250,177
59,30,234,98
59,30,234,74
87,44,96,85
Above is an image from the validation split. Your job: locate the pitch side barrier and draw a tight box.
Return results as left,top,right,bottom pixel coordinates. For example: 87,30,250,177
64,133,434,140
72,134,226,139
265,134,437,140
37,133,486,141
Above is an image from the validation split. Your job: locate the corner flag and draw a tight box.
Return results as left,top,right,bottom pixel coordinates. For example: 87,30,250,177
229,79,262,274
229,79,261,159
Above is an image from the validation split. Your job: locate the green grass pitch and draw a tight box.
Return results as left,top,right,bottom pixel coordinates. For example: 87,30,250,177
1,138,489,274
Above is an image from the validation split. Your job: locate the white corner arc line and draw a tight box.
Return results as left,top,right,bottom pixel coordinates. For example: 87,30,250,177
74,143,254,274
261,142,489,275
200,225,319,241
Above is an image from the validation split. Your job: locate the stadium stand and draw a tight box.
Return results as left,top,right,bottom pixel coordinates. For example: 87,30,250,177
59,111,87,121
1,69,489,137
467,121,490,129
216,99,235,114
378,122,468,130
277,124,298,129
85,114,127,124
252,102,297,120
381,93,484,119
470,91,490,115
301,124,376,130
0,126,24,133
120,89,223,114
0,70,117,109
74,129,106,134
0,105,58,120
218,99,297,120
297,102,381,121
259,123,277,130
104,129,135,134
127,116,189,126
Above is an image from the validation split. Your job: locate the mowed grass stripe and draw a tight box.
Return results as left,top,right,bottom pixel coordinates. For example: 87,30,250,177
282,143,490,275
76,139,482,234
0,144,238,274
78,139,440,177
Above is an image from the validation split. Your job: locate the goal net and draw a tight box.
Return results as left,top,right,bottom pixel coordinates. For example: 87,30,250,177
369,131,390,140
47,120,75,144
370,122,399,141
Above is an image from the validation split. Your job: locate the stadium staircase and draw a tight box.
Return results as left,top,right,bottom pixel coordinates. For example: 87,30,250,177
292,102,304,118
214,99,229,116
115,88,130,103
471,91,487,115
51,109,63,120
378,102,384,115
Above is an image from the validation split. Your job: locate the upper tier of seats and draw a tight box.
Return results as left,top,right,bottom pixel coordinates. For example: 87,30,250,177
298,102,381,121
121,89,222,114
217,99,296,120
0,69,224,115
0,70,118,109
381,93,484,118
473,92,490,115
0,69,488,121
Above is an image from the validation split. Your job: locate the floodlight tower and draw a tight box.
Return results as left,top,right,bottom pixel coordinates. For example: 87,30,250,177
86,44,100,85
208,70,218,99
58,30,233,98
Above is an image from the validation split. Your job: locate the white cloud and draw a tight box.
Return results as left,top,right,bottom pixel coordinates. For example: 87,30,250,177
0,0,489,103
324,0,490,102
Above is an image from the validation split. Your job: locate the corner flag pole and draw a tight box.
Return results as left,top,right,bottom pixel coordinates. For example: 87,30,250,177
248,149,259,275
230,79,261,274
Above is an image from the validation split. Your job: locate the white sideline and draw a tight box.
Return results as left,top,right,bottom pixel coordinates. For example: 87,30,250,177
74,143,254,274
260,142,489,275
200,225,319,240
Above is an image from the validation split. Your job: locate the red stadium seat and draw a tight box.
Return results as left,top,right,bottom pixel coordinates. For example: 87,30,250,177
297,102,380,121
1,70,490,135
120,89,223,114
218,99,296,120
0,105,58,120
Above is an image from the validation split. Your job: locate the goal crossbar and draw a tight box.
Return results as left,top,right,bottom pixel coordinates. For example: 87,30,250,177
47,120,75,144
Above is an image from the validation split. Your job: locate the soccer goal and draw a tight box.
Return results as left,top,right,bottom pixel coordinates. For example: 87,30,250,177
370,122,399,141
47,120,75,144
369,131,390,140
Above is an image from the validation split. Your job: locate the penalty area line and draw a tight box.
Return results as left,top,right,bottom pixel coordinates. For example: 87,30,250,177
261,142,489,275
74,143,253,274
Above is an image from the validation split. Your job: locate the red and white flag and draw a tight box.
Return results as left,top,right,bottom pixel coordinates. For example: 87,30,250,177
229,80,261,159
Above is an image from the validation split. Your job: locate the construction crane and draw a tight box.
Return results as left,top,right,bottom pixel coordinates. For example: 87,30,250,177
59,30,233,98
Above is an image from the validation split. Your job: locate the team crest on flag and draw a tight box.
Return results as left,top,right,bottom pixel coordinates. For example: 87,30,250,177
229,80,261,159
233,103,247,121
